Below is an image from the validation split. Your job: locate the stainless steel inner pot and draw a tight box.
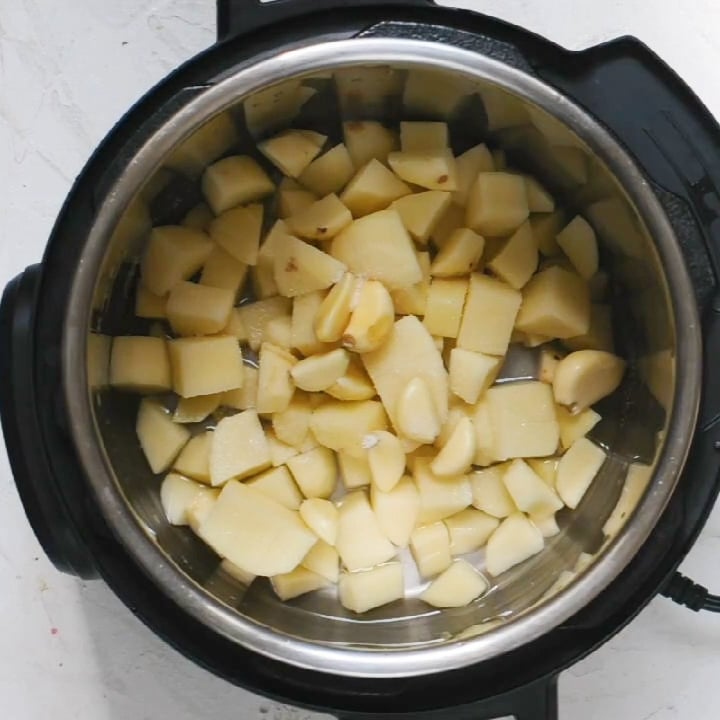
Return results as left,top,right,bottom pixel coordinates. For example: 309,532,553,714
64,38,701,678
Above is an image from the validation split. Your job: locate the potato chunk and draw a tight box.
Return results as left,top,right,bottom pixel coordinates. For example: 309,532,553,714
486,221,538,289
311,400,388,457
338,450,372,490
410,522,452,578
414,458,472,524
556,437,606,508
246,466,303,510
557,215,598,280
421,559,488,607
423,278,469,339
502,459,564,516
287,447,337,499
340,159,412,217
342,121,398,168
200,246,248,296
199,481,317,576
431,228,485,277
209,409,271,486
339,562,404,613
485,512,544,576
300,499,339,546
400,121,449,152
110,336,171,393
173,393,221,424
222,365,258,411
453,144,494,207
298,144,355,196
168,336,244,398
449,348,501,404
271,567,330,601
470,466,516,518
258,129,325,177
161,473,216,526
302,539,339,582
364,431,405,493
173,432,211,483
444,508,499,555
291,290,330,356
274,236,346,298
136,399,190,474
202,155,274,215
236,296,292,351
388,151,458,191
209,204,263,266
467,172,529,236
167,282,234,336
557,405,601,449
371,476,419,548
256,342,296,414
135,286,166,319
287,193,353,241
392,191,452,244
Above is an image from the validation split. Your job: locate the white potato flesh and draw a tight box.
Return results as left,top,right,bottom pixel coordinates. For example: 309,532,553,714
470,399,499,466
299,144,355,196
173,432,211,483
410,522,452,579
556,405,601,449
530,512,560,538
302,540,339,583
449,348,501,405
266,431,301,467
273,236,346,298
342,121,398,168
392,191,452,245
300,499,339,546
291,290,330,356
137,399,190,474
453,144,494,207
236,296,292,352
287,193,353,241
485,512,544,577
220,558,256,586
209,204,263,266
161,473,216,526
173,393,221,424
400,121,449,152
526,457,560,488
256,343,296,415
502,459,564,516
222,365,258,411
470,465,516,518
339,562,404,614
431,203,465,249
310,400,388,457
556,437,606,509
486,221,538,290
271,566,330,601
364,431,406,493
444,508,499,555
557,215,598,280
246,466,303,510
286,447,337,499
110,336,172,394
371,476,420,548
202,155,274,215
338,450,373,490
340,159,412,217
524,176,555,213
200,245,248,296
431,417,476,477
414,458,472,525
421,559,489,608
209,409,271,486
135,286,167,319
466,172,529,236
388,151,458,191
258,129,325,178
336,491,396,571
431,228,485,277
390,250,431,317
199,480,317,576
186,491,219,535
272,392,313,448
553,350,626,413
167,281,234,337
423,278,469,339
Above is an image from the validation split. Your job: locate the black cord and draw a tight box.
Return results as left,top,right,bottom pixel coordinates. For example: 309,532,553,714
661,571,720,612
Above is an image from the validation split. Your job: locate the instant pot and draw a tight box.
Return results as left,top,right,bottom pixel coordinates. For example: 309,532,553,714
4,1,720,718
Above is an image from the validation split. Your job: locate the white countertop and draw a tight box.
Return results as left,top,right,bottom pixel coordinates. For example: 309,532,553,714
2,2,720,718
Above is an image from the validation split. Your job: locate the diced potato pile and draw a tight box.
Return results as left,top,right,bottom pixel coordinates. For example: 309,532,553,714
107,117,626,615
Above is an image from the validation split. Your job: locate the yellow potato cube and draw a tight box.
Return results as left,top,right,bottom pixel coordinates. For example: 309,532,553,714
236,296,292,351
486,221,538,289
292,290,330,356
431,416,476,477
166,111,238,177
371,476,419,548
525,176,555,213
273,236,346,298
173,432,211,483
457,274,521,356
470,399,499,466
166,281,234,336
168,336,244,398
246,465,303,510
222,365,258,411
363,431,406,493
140,226,213,297
251,220,288,299
469,465,516,518
556,405,601,449
209,204,263,266
182,202,214,231
431,203,465,249
453,144,494,207
388,151,458,191
486,512,544,577
414,458,472,524
291,348,350,392
136,399,190,474
564,304,614,353
173,393,221,424
391,251,431,316
202,155,274,215
421,559,488,608
160,473,215,526
557,215,598,280
339,562,404,614
502,459,564,516
258,129,325,178
310,400,388,457
298,144,355,196
331,209,423,289
556,437,607,509
444,508,499,555
526,457,560,487
400,121,449,152
110,336,171,393
466,172,529,236
186,490,219,536
287,193,353,241
485,381,559,460
301,540,339,583
299,499,338,547
423,278,469,339
338,450,372,490
271,566,329,601
392,190,452,245
431,228,485,277
135,286,166,319
210,409,270,487
265,430,301,467
515,266,591,339
449,348,501,404
200,246,248,296
263,314,292,349
340,158,412,217
287,446,337,499
342,120,398,168
529,210,566,256
278,187,317,220
410,522,452,579
272,392,313,448
256,342,296,414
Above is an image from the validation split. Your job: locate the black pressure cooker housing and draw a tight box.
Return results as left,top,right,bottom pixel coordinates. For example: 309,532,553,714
4,2,720,718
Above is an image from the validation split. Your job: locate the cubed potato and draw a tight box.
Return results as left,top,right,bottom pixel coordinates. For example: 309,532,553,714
485,512,544,577
173,432,211,483
135,286,167,319
486,382,559,460
421,559,488,607
246,465,303,510
310,400,388,457
336,491,396,571
486,221,538,289
552,349,625,412
391,251,431,316
362,316,449,437
502,459,564,516
342,121,398,168
326,356,377,401
342,280,394,353
529,210,566,256
457,274,521,356
223,308,248,342
515,266,591,339
292,290,330,356
431,416,476,477
331,209,423,289
160,473,216,526
423,278,469,339
453,144,494,207
298,144,355,196
220,558,256,586
444,508,499,555
314,272,357,343
521,177,554,214
266,430,301,467
392,191,452,244
338,450,373,490
182,202,214,231
291,349,350,391
222,365,258,411
340,159,412,217
140,226,214,297
449,348,500,404
480,86,528,131
272,392,313,448
200,245,248,296
469,465,516,518
88,333,112,389
278,187,317,220
556,437,606,509
271,566,329,601
339,562,404,614
167,281,234,336
258,129,325,178
186,490,218,535
466,172,529,236
110,336,171,393
530,512,560,538
209,204,263,266
210,409,271,486
526,457,560,488
136,399,190,474
557,215,598,280
173,393,221,423
556,405,601,449
300,499,338,546
256,342,296,414
400,122,449,152
431,203,465,249
202,155,275,215
236,296,292,351
410,522,452,578
302,539,339,582
414,458,472,524
470,399,499,466
564,304,614,353
287,194,353,241
274,236,346,298
364,431,406,493
371,476,420,548
264,315,292,349
431,228,485,277
169,336,244,398
199,481,317,576
286,446,337,499
388,151,457,191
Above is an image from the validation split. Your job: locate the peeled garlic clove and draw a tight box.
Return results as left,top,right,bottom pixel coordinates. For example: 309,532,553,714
364,430,406,493
325,357,376,401
290,348,351,391
538,347,564,385
552,349,625,413
342,280,394,353
396,376,441,444
556,437,606,509
314,272,358,342
299,498,339,546
431,416,476,477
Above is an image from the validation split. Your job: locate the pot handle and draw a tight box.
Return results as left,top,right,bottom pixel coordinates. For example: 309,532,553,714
0,265,97,578
216,0,435,40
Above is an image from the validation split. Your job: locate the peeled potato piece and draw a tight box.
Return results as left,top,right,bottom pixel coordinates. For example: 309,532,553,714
470,465,516,518
552,350,626,413
340,159,411,217
300,499,339,546
423,278,469,339
556,405,601,449
298,143,355,197
167,282,234,337
173,393,221,423
524,176,555,213
209,204,263,266
256,343,296,414
400,121,449,152
291,290,330,356
169,336,244,398
274,236,347,298
338,450,372,490
110,336,171,394
342,121,398,168
453,144,494,207
302,540,339,583
236,296,292,352
258,129,325,178
173,432,211,483
209,409,271,486
272,566,330,601
364,431,406,493
448,348,501,405
220,558,256,586
467,172,529,236
311,400,388,457
431,228,485,277
246,465,303,510
135,286,166,319
222,365,258,411
200,246,248,296
161,473,216,526
502,459,564,516
202,155,274,215
486,221,538,290
556,437,606,509
421,559,489,608
392,190,452,245
410,522,452,578
286,446,337,499
371,476,419,548
485,512,544,577
286,193,353,241
137,399,190,474
388,151,458,191
186,489,219,535
339,562,404,614
266,430,301,467
530,512,560,538
556,215,598,280
444,508,499,555
414,458,472,525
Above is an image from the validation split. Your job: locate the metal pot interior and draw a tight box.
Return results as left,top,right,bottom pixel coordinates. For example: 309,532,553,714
71,39,700,677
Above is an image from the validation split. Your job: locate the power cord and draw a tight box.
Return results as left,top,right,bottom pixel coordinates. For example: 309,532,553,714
661,571,720,612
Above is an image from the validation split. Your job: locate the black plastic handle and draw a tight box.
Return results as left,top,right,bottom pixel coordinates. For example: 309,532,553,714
217,0,434,40
0,266,96,579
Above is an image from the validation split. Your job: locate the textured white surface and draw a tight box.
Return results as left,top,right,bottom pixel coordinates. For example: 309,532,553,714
2,2,720,719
